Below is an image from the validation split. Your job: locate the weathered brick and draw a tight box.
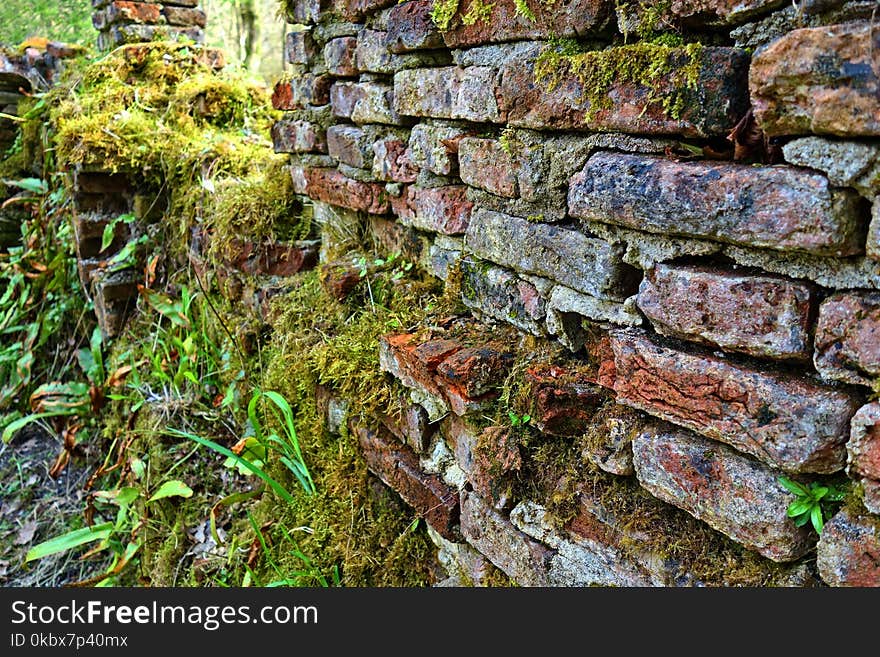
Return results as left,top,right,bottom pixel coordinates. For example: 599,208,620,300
632,425,815,562
465,208,636,300
407,122,475,176
459,260,548,335
440,0,612,48
499,44,749,137
546,285,642,336
100,1,163,25
460,491,553,586
816,507,880,587
326,124,371,168
391,185,472,235
458,138,518,198
371,136,417,183
637,264,815,360
349,81,406,125
750,22,880,137
379,333,461,405
329,81,366,119
271,119,327,154
569,153,865,257
523,365,606,437
163,6,206,27
223,239,319,277
815,292,880,387
394,67,501,123
323,36,358,76
272,74,332,110
436,344,514,398
354,423,459,540
847,402,880,514
385,0,443,53
286,30,319,65
610,329,863,474
354,28,446,74
512,500,661,586
302,168,390,214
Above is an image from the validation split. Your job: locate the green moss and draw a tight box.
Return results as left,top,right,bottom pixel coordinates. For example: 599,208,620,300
534,39,704,122
430,0,461,31
462,0,495,26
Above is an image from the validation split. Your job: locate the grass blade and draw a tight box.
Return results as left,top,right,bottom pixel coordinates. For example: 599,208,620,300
25,522,114,562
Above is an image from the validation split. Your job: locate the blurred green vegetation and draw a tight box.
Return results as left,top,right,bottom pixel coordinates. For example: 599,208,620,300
0,0,94,47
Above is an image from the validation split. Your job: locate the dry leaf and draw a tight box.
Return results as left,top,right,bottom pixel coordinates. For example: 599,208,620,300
14,519,37,545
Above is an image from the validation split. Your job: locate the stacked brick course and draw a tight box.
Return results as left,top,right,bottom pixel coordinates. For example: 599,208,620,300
272,0,880,587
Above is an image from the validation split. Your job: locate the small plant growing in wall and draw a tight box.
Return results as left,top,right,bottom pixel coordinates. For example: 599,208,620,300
778,477,847,535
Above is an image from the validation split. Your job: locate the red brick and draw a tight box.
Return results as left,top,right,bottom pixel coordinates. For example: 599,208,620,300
224,239,318,277
271,74,332,110
302,168,390,214
372,137,417,183
104,1,163,25
815,292,880,387
379,333,461,401
436,344,514,398
524,364,606,437
319,260,361,300
816,508,880,587
637,264,815,360
323,36,358,77
271,119,327,154
610,329,862,474
354,423,459,539
385,0,443,53
391,185,473,235
443,415,519,508
500,45,749,137
439,0,611,48
458,138,518,198
751,22,880,137
633,425,815,562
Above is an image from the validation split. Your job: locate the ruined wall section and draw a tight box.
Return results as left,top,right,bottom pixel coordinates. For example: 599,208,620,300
271,0,880,587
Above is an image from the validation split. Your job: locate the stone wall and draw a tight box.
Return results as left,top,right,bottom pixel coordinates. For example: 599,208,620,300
270,0,880,587
92,1,206,49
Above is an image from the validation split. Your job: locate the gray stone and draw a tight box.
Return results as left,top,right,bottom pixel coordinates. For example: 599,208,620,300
868,197,880,262
548,285,642,327
465,208,637,301
783,136,880,197
510,501,656,587
407,121,476,176
569,152,865,257
426,525,495,587
460,491,554,587
459,259,548,335
633,425,816,562
349,81,409,125
354,28,451,74
394,66,502,123
847,402,880,514
731,2,878,50
450,41,540,68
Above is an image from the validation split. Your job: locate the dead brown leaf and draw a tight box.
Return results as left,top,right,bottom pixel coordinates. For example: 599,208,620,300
13,519,37,545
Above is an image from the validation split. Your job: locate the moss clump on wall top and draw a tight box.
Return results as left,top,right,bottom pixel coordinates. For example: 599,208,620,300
534,38,704,121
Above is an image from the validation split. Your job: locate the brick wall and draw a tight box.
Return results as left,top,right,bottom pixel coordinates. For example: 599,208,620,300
271,0,880,587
